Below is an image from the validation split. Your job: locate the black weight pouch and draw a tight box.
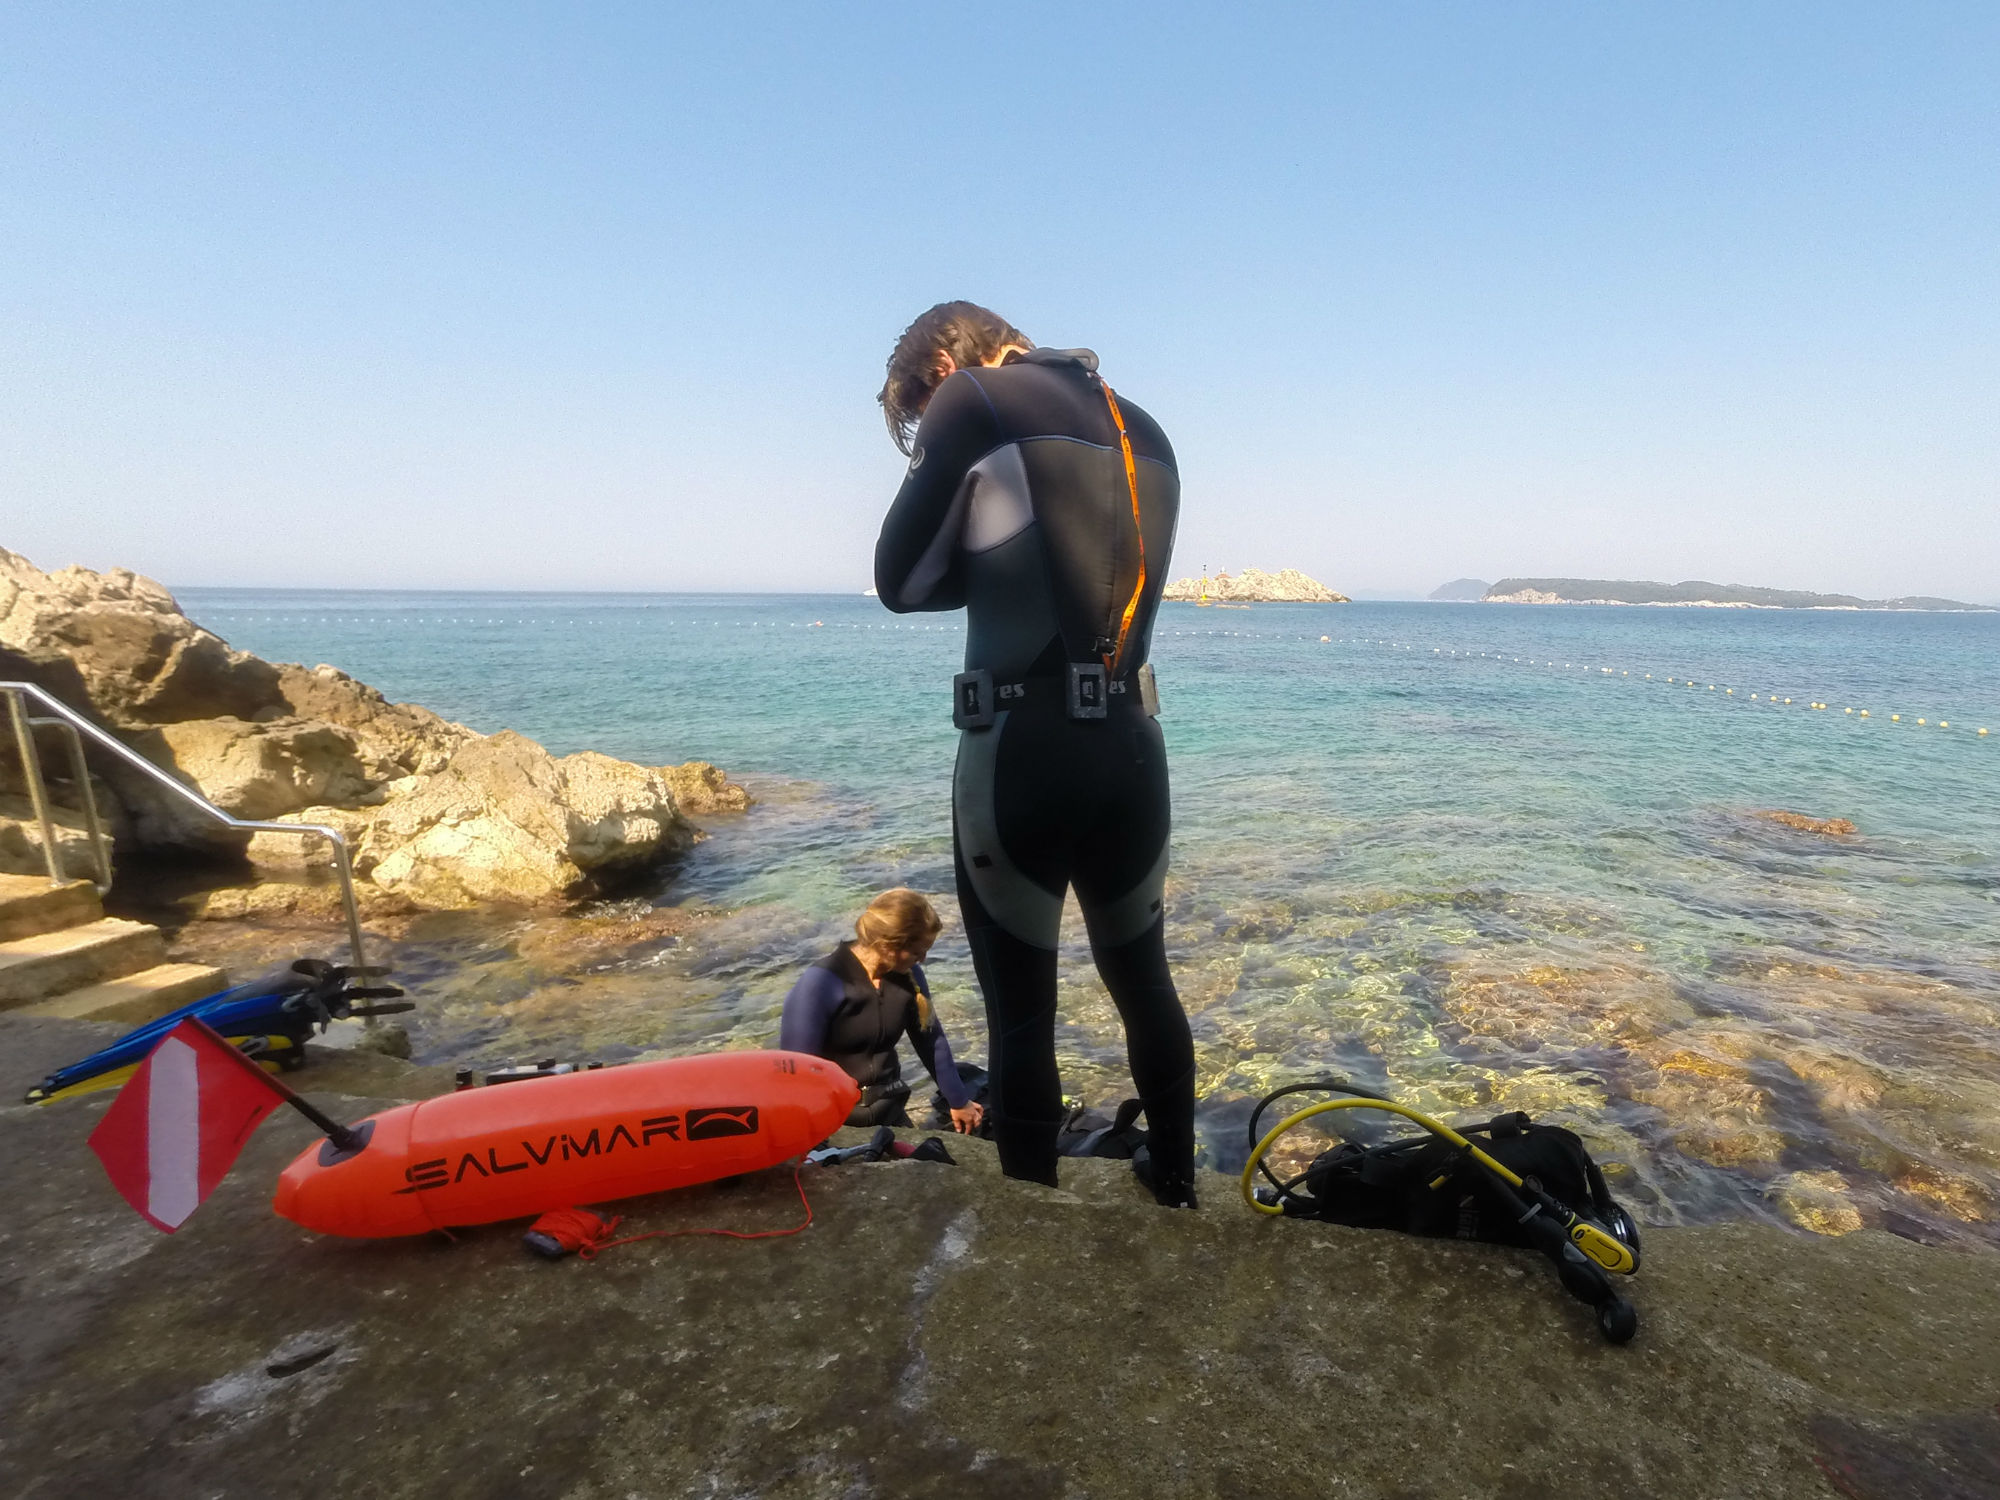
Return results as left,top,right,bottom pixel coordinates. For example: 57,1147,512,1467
1272,1106,1640,1254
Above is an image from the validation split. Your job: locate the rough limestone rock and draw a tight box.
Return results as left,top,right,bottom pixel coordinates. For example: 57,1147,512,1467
0,798,102,879
2,548,728,909
2,1013,1997,1500
269,661,474,779
0,549,464,857
1161,566,1348,603
656,759,753,814
0,643,129,881
0,547,280,726
134,718,375,825
262,731,698,909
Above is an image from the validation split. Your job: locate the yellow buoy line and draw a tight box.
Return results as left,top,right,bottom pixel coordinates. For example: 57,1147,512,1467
1156,626,1992,741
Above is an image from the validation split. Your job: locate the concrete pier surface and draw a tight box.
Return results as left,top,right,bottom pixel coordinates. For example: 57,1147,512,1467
2,1014,1994,1500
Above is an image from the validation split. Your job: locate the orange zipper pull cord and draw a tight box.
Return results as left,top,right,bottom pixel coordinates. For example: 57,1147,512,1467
1098,379,1146,678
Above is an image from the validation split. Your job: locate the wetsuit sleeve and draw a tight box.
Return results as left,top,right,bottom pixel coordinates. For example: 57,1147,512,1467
874,370,1003,613
904,965,971,1109
778,967,845,1055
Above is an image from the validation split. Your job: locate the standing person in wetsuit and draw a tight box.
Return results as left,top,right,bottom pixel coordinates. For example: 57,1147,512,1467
872,301,1198,1207
780,888,985,1132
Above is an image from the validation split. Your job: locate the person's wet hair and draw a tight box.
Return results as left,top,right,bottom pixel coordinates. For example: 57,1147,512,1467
855,887,944,1026
878,301,1032,454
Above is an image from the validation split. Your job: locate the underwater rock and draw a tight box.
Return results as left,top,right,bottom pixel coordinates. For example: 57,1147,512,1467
1628,1031,1786,1169
506,902,697,969
1755,810,1858,836
655,759,752,814
1893,1163,1991,1224
1768,1170,1865,1235
180,877,416,922
1443,961,1793,1171
1443,960,1696,1051
1777,1042,1886,1115
1170,951,1248,1016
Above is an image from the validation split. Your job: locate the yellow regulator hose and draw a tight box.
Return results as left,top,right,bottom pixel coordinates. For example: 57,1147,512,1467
1239,1097,1635,1275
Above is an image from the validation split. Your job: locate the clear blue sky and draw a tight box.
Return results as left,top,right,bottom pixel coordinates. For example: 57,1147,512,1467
4,4,1995,600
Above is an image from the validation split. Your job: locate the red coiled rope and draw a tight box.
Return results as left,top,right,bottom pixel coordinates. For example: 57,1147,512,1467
533,1163,815,1261
525,1206,624,1255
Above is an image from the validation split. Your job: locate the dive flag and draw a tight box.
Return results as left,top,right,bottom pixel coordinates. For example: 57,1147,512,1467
88,1018,288,1232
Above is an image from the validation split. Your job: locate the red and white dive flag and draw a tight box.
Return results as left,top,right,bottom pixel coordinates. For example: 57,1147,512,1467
88,1018,288,1232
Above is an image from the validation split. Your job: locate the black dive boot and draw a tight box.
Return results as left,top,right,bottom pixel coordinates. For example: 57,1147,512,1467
1130,1144,1199,1209
1128,1065,1199,1208
992,1114,1062,1187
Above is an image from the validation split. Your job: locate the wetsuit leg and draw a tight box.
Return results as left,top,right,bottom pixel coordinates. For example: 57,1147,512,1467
1072,714,1196,1196
954,706,1073,1185
954,841,1062,1183
956,704,1195,1191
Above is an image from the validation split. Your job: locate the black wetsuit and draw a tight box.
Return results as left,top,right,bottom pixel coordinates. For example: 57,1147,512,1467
874,347,1195,1194
779,943,970,1127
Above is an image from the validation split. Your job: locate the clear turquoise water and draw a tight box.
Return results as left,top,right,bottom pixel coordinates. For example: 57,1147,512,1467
181,589,2000,1242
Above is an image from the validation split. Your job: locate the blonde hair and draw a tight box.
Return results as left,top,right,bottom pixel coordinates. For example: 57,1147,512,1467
854,887,944,1028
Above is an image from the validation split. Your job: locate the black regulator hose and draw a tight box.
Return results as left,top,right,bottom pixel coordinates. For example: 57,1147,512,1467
1245,1079,1383,1201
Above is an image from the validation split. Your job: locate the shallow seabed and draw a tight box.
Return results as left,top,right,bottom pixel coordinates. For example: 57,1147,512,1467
182,590,2000,1245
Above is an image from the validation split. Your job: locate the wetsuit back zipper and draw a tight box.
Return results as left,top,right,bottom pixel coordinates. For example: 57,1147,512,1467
1097,378,1146,678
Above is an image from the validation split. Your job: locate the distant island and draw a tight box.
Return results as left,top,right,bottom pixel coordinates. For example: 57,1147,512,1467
1477,578,1994,611
1429,578,1491,602
1162,567,1348,604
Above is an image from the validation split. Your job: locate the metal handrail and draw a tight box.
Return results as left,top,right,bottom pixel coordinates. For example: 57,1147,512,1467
13,707,114,893
1,681,367,973
31,716,114,890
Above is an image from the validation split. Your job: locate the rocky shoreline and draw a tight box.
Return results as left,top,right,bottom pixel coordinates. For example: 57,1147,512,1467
1,547,748,917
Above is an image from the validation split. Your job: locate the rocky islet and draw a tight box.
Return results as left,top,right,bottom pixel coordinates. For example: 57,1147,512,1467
1159,566,1349,603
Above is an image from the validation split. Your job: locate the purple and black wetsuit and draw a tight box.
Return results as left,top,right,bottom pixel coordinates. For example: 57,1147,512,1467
780,941,971,1127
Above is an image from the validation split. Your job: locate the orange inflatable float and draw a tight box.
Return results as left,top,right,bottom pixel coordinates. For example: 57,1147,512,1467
273,1050,859,1238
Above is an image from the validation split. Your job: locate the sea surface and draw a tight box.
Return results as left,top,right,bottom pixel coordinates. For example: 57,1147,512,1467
179,589,2000,1243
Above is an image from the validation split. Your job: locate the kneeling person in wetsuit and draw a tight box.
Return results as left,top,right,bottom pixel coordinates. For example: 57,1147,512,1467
780,888,984,1132
873,301,1199,1206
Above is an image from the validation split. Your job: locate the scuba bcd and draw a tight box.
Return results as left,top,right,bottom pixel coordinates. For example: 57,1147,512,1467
1241,1079,1644,1344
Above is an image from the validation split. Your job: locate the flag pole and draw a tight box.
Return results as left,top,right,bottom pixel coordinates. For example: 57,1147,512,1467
188,1018,364,1152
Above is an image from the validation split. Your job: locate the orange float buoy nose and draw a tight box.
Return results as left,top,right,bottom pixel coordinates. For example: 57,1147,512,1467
273,1050,860,1238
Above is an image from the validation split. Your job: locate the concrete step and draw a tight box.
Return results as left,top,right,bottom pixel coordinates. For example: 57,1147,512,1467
0,874,103,943
17,963,231,1025
0,918,168,1008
